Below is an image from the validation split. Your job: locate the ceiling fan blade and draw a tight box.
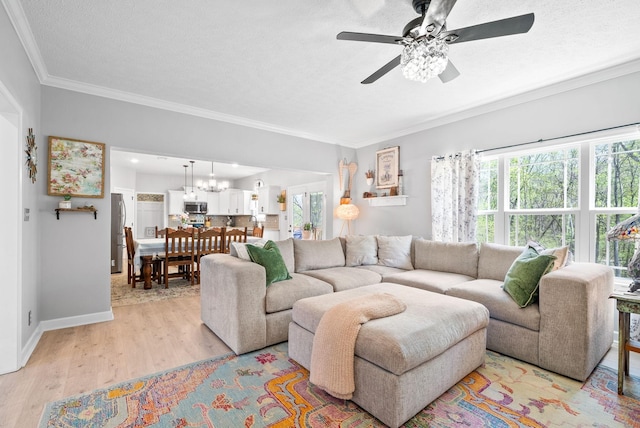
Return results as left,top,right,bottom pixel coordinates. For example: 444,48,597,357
438,60,460,83
420,0,458,36
441,13,535,45
337,31,403,45
361,55,401,84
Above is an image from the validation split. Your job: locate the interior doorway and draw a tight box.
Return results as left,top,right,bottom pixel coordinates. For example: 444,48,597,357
0,82,22,374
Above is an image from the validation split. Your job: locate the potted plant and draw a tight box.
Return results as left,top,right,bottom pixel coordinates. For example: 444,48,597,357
365,170,375,186
59,194,72,209
302,222,313,240
277,193,286,211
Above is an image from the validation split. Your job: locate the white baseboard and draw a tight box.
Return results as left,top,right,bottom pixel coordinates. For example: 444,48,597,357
20,309,114,367
40,309,114,332
21,324,43,367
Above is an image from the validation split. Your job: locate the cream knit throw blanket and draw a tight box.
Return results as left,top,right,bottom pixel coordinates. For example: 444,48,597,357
309,293,407,399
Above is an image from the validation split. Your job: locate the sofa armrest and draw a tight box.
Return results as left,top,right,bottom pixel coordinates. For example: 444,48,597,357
538,262,614,381
200,253,267,354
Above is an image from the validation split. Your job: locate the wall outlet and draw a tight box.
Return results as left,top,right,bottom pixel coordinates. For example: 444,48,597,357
111,259,115,267
28,310,31,326
24,208,30,222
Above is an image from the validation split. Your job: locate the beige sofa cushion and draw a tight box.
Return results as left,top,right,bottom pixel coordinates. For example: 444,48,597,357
300,267,382,292
265,273,333,313
345,235,378,266
446,279,540,331
377,235,414,270
414,239,478,277
294,238,345,272
385,269,475,294
477,243,524,280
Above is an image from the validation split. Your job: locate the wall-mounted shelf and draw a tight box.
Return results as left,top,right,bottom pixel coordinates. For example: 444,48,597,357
55,207,98,220
366,195,408,207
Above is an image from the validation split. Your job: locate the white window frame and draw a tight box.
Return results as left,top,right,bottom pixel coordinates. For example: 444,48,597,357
476,127,640,282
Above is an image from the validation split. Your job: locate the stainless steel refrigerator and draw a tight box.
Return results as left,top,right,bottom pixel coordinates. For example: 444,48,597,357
111,193,126,273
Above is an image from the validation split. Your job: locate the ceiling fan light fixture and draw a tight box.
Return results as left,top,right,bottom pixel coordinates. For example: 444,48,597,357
401,37,449,83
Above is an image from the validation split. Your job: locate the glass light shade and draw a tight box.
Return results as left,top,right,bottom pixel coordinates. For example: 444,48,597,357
401,37,449,83
209,178,217,188
336,203,360,221
607,212,640,241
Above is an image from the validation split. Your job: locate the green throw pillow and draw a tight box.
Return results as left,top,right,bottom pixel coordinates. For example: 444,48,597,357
246,240,292,286
503,246,556,308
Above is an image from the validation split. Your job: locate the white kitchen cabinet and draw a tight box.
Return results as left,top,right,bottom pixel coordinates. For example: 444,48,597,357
219,189,231,215
168,190,185,215
257,186,281,214
206,192,220,215
218,189,252,215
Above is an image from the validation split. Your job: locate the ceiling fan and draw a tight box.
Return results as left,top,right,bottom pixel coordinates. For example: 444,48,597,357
337,0,534,84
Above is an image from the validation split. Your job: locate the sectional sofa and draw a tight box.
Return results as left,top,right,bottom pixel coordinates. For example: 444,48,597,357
200,236,614,381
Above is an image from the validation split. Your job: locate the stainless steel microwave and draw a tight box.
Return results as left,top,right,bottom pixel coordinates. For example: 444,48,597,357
184,201,207,214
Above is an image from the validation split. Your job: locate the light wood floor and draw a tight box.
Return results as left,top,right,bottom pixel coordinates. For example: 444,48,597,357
1,294,639,428
0,295,231,428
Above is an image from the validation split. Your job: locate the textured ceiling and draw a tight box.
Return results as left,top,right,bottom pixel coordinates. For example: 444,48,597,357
7,0,640,147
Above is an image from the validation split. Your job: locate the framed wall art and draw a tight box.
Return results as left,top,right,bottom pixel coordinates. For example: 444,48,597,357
376,146,399,189
47,136,106,198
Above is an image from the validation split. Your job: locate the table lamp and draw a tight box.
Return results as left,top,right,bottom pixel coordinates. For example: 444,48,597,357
607,212,640,292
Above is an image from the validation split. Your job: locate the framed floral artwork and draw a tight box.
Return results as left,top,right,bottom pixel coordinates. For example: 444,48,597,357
376,146,399,189
47,136,106,198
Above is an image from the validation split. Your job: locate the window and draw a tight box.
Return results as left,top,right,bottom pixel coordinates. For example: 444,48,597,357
476,131,640,281
506,147,579,253
593,140,640,278
477,158,498,243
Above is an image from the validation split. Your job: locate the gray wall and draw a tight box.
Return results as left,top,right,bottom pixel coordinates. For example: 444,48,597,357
0,4,41,350
353,71,640,240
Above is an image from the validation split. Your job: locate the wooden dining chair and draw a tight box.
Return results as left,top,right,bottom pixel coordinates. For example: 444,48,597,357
224,227,248,253
159,228,195,287
195,227,226,284
124,227,138,288
252,226,264,238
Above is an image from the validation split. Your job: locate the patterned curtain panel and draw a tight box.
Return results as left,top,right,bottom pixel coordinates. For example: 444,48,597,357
431,150,480,242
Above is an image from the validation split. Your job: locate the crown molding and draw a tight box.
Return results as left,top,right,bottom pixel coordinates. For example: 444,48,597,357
2,0,48,81
353,57,640,148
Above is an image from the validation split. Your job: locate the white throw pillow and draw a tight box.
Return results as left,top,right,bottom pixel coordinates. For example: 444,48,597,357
345,235,378,266
231,241,265,260
377,235,414,270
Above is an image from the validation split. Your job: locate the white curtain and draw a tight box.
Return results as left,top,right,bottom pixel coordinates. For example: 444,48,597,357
431,150,480,242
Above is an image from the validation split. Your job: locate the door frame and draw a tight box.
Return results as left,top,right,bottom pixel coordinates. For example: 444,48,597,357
0,79,23,374
287,181,327,240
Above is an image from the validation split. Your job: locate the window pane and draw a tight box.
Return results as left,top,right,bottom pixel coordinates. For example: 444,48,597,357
309,191,324,231
476,214,494,243
508,214,575,254
509,148,579,210
478,159,498,211
594,140,640,209
595,213,636,278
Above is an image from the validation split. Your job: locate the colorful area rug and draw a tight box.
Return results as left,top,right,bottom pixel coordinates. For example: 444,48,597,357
40,344,640,427
111,271,199,307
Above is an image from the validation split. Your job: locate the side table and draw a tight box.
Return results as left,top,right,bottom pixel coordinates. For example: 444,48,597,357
611,291,640,395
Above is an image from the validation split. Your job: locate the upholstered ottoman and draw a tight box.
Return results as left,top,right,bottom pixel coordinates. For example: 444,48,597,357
289,282,490,428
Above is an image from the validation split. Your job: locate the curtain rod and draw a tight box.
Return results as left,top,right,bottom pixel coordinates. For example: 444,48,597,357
477,121,640,154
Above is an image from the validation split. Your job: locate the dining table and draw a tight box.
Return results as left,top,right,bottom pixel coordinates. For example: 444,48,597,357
133,235,264,289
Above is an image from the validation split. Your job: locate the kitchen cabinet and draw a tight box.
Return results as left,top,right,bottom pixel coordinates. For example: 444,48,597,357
206,192,220,215
168,190,185,215
219,189,252,215
257,186,281,214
